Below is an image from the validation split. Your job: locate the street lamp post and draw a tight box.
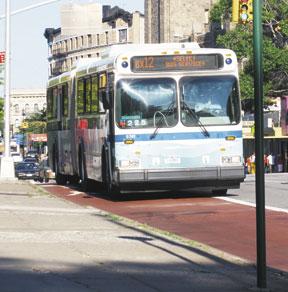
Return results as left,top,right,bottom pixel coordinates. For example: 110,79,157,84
0,0,15,179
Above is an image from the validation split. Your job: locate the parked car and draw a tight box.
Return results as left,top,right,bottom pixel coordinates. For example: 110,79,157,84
25,150,39,160
15,162,39,180
11,152,23,164
23,157,38,164
38,159,55,183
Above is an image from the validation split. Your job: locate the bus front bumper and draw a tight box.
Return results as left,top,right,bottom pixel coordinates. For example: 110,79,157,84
114,166,245,190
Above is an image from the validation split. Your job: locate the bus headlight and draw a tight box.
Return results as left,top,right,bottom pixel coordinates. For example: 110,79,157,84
222,156,241,164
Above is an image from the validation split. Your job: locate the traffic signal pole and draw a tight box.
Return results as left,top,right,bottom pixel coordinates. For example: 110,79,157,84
253,0,267,289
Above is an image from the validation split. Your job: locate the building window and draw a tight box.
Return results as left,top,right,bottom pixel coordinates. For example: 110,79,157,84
14,104,19,113
105,31,109,45
204,9,209,24
118,29,128,43
88,34,92,46
15,119,20,128
34,104,39,112
43,103,47,110
25,104,29,114
97,34,100,45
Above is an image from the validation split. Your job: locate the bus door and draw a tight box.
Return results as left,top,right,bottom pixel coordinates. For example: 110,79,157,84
58,83,72,174
99,72,114,183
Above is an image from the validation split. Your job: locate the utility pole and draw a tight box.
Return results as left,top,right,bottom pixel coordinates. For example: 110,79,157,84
0,0,15,179
0,0,62,179
253,0,267,289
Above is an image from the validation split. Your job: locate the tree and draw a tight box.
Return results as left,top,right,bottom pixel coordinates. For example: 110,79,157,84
210,0,288,107
22,109,47,134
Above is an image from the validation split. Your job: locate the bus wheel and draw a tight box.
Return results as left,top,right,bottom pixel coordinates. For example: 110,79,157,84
79,150,89,191
212,189,227,196
101,152,120,200
55,158,67,185
68,175,79,185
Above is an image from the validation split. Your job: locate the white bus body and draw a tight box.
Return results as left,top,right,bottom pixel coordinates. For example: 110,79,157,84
47,43,245,195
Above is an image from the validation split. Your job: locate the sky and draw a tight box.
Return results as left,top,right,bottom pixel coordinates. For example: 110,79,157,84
0,0,144,95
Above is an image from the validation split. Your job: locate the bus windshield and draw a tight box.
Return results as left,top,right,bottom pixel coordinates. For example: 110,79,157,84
180,76,240,126
116,78,178,129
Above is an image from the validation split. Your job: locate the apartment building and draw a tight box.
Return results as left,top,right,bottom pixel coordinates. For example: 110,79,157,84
10,89,46,134
44,3,144,77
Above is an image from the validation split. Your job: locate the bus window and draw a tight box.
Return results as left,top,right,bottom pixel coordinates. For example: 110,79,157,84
77,79,85,115
116,78,177,129
62,83,69,117
180,76,240,126
47,88,53,120
91,75,99,113
52,87,58,119
85,77,92,114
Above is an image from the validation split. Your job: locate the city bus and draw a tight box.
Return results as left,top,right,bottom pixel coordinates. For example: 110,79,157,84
47,43,245,196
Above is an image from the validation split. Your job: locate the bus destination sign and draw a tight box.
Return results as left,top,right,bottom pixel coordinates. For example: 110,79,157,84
131,54,223,72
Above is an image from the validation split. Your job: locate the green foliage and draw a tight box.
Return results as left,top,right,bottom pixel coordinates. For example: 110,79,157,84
217,24,253,59
0,98,3,121
210,0,232,23
22,109,47,134
211,0,288,105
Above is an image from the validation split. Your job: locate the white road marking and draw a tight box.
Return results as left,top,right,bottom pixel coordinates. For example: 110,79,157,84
216,197,288,214
67,191,83,196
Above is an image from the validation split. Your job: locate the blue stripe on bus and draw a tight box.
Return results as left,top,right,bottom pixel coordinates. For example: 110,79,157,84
114,130,242,142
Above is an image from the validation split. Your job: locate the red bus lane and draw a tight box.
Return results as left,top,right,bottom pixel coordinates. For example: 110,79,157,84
44,185,288,273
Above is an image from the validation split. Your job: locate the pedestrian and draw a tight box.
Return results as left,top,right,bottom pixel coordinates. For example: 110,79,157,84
267,153,275,173
250,152,256,174
264,154,269,173
276,155,283,173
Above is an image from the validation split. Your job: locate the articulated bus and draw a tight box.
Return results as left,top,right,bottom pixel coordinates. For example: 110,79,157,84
47,43,245,196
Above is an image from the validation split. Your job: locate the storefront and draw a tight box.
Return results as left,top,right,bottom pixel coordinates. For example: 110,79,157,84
243,126,288,173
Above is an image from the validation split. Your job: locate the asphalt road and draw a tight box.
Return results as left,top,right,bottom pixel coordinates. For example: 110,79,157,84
228,173,288,210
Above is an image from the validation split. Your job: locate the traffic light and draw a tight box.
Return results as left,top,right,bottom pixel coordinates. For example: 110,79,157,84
239,0,253,24
232,0,240,23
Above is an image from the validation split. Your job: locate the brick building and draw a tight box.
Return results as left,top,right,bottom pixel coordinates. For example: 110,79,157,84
145,0,218,46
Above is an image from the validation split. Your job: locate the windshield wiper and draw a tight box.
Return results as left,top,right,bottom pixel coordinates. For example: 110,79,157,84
150,100,176,140
181,100,210,137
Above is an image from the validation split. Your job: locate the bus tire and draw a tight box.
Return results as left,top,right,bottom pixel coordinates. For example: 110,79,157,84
212,189,227,196
79,149,89,191
68,175,79,185
101,151,120,200
54,155,67,185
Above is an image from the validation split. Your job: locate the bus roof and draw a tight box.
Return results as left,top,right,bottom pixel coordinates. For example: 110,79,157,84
101,42,200,58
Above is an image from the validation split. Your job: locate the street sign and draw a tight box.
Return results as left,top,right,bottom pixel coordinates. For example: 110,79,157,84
0,51,5,64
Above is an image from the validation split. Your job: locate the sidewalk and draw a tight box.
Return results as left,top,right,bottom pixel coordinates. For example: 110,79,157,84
0,179,287,292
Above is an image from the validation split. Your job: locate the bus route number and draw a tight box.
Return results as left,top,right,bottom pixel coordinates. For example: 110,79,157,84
133,57,155,70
